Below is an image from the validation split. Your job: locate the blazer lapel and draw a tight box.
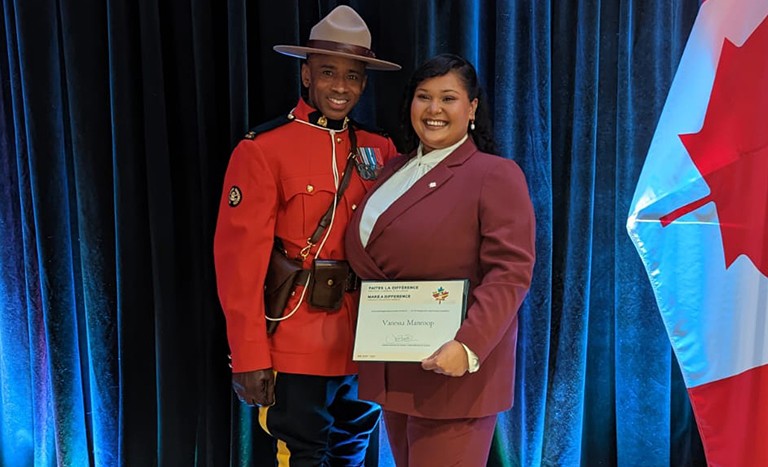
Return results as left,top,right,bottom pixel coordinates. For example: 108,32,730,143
366,139,478,247
346,204,389,280
345,157,413,280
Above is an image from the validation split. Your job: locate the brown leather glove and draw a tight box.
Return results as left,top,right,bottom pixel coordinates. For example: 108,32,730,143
232,369,275,406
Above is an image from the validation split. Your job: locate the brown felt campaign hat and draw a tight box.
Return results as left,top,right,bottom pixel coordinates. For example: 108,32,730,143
273,5,401,71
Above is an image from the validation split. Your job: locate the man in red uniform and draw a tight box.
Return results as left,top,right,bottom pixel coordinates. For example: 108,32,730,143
214,5,400,466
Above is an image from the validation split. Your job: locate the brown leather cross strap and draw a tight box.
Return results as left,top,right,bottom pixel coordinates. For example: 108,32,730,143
300,125,359,258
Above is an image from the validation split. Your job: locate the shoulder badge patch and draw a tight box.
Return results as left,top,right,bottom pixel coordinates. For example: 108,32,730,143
228,186,242,207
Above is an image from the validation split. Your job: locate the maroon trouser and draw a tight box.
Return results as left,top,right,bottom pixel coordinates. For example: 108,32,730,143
383,410,497,467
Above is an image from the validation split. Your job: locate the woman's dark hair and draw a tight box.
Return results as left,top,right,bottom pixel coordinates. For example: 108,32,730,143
399,53,496,154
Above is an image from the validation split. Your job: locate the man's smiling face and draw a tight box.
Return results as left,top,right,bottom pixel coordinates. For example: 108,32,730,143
302,54,368,121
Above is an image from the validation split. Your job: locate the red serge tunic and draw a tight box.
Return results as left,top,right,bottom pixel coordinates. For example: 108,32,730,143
214,98,397,376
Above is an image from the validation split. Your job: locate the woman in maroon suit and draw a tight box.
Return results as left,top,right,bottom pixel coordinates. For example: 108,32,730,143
345,54,536,467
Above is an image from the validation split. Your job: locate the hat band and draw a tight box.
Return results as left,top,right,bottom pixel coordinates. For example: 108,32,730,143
306,40,377,59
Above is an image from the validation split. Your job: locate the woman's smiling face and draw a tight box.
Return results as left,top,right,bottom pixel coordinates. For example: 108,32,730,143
410,71,478,154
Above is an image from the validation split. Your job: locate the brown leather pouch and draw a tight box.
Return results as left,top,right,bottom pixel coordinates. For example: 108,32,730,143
264,240,305,334
308,259,349,311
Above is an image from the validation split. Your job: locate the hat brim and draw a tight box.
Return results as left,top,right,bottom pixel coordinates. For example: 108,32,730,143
273,45,401,71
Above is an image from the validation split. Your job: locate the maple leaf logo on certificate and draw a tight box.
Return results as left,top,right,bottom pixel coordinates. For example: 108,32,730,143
432,287,449,303
661,15,768,277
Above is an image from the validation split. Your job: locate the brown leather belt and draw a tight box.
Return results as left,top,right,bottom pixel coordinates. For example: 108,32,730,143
345,268,361,292
293,266,360,292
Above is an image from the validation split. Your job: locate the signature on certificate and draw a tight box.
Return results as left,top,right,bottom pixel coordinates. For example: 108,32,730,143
385,333,416,344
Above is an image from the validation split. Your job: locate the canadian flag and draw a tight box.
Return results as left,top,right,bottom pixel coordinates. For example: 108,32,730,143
626,0,768,465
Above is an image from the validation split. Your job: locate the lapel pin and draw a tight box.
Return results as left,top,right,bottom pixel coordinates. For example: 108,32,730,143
428,182,437,188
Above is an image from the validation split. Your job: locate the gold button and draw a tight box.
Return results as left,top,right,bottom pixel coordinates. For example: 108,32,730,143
327,279,334,286
336,137,343,143
351,204,357,210
306,184,314,193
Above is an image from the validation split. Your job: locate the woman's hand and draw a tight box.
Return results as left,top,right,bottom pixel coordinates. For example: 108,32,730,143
421,340,469,377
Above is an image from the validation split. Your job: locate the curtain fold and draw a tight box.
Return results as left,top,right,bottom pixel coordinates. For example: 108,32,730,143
490,3,553,466
0,0,707,465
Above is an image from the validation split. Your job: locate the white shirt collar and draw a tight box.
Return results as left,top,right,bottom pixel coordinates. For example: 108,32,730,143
408,134,469,170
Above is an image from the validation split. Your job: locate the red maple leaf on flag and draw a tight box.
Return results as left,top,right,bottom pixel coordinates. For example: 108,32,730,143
661,15,768,277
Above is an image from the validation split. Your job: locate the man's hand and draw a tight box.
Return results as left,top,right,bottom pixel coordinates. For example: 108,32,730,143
421,340,469,377
232,369,275,406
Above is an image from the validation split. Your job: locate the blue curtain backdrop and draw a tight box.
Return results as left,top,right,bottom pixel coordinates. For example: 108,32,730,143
0,0,707,465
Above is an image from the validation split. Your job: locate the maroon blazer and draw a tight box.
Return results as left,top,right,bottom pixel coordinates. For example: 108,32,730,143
345,138,536,419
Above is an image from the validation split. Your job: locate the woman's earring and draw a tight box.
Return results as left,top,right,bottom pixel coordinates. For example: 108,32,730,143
470,120,476,131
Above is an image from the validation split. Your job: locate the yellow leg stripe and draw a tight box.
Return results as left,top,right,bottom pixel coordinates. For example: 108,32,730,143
259,371,292,465
258,405,271,435
276,439,291,466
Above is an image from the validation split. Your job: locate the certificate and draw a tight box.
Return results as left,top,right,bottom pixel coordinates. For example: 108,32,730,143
353,279,469,362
